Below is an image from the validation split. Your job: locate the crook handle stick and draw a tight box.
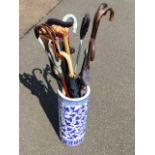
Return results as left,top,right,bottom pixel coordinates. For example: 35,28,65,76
86,3,115,69
79,3,115,88
91,3,114,39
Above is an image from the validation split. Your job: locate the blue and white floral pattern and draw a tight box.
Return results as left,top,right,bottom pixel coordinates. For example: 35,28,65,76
58,94,90,146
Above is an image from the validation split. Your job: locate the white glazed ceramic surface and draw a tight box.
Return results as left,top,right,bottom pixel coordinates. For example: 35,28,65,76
57,86,90,146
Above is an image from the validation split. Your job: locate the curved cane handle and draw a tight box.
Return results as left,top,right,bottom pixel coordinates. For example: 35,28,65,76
62,14,78,33
91,3,114,39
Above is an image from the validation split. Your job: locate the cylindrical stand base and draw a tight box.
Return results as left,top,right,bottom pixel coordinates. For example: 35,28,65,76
57,86,90,146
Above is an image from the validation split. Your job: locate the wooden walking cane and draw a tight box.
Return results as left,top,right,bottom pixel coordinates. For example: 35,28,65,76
80,3,115,87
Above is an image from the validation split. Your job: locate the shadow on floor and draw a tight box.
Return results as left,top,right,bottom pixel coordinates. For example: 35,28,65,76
19,64,59,137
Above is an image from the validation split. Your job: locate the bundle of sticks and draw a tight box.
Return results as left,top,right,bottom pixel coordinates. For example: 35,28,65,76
34,3,114,98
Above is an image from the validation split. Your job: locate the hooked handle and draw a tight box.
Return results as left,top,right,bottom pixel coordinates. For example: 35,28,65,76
84,3,115,69
62,14,78,33
91,3,114,39
46,18,73,28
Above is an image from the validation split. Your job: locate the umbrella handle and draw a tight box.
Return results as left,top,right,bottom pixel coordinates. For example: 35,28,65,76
51,25,71,56
85,3,115,68
62,14,78,33
91,3,114,39
46,18,73,28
